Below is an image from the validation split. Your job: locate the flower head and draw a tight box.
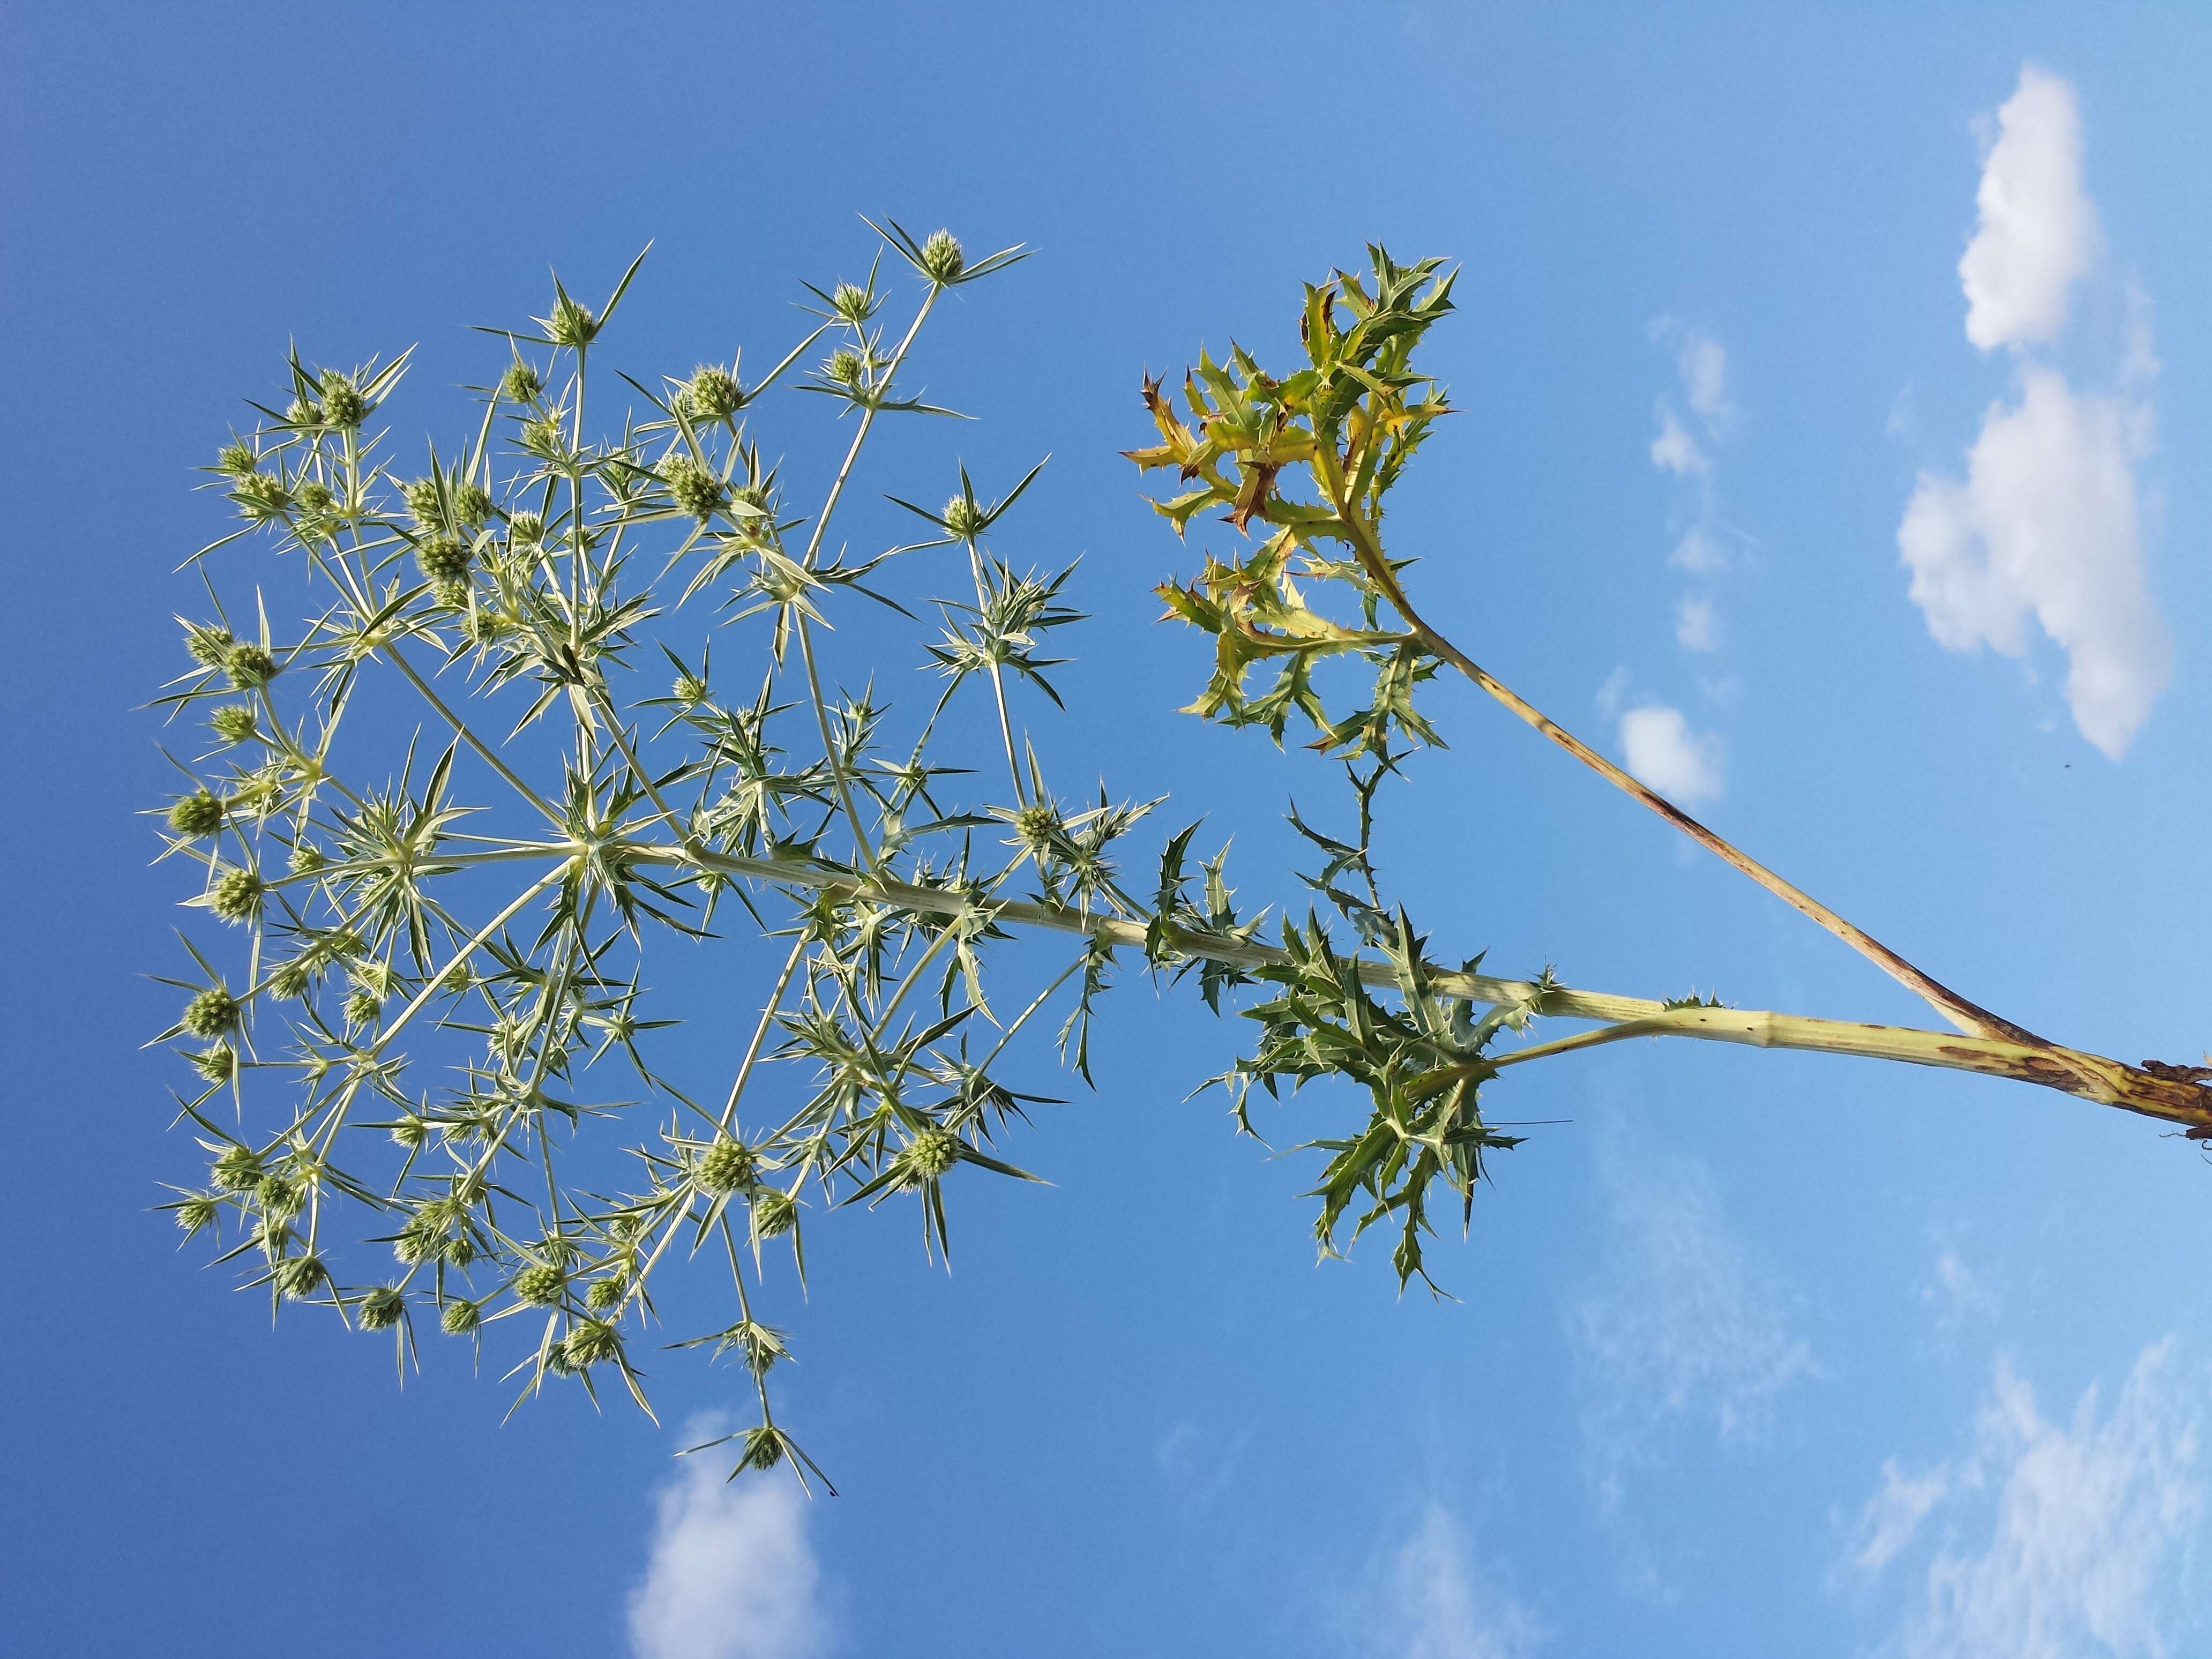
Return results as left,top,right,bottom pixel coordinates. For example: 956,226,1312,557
168,790,224,838
182,987,239,1037
318,371,368,429
696,1137,756,1194
918,229,965,285
687,365,742,421
223,643,278,690
208,866,264,923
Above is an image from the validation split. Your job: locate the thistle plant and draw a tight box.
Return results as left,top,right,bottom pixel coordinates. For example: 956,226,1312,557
150,225,2212,1487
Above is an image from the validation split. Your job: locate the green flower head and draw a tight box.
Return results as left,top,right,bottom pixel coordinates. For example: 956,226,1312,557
697,1137,756,1194
274,1253,327,1299
903,1126,960,1184
663,454,727,520
211,1145,261,1191
585,1276,623,1312
186,622,236,666
440,1298,481,1336
503,361,543,403
215,442,259,476
918,229,965,285
210,704,257,745
358,1286,406,1331
562,1320,620,1369
453,482,494,524
547,295,596,348
189,1042,236,1083
512,1262,565,1306
416,535,471,585
182,987,240,1038
235,472,293,522
223,642,278,690
342,987,382,1028
687,364,743,421
403,476,442,526
825,348,864,387
318,371,368,429
208,866,264,923
751,1188,797,1238
941,493,987,541
167,790,224,838
256,1173,303,1219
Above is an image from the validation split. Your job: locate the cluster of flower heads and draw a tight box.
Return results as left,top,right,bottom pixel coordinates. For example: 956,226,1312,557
152,230,1538,1481
148,223,1178,1477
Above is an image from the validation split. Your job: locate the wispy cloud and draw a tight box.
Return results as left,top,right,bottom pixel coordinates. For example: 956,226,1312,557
629,1421,833,1659
1899,64,2170,759
1920,1247,2001,1330
1675,596,1721,654
1617,705,1724,805
1343,1505,1548,1659
1620,320,1738,794
1155,1417,1256,1516
1649,405,1710,478
1851,1461,1954,1575
1569,1130,1815,1512
1845,1341,2204,1658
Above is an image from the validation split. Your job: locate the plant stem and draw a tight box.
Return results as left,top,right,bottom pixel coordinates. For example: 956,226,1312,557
623,840,2212,1131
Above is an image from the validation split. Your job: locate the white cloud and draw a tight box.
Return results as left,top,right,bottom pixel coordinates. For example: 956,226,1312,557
1650,317,1733,431
1898,367,2169,758
1594,664,1632,720
1347,1505,1548,1659
1668,527,1727,574
1617,705,1724,805
1675,596,1720,653
1648,321,1736,670
1649,405,1708,477
1851,1460,1955,1575
1849,1341,2204,1659
1570,1131,1815,1510
629,1424,833,1659
1960,66,2098,353
1902,68,2170,760
1678,332,1731,426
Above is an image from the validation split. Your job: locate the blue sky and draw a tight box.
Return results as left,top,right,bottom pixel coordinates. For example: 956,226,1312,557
5,5,2211,1655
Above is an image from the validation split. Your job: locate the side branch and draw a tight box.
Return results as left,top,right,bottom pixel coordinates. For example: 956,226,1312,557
1329,504,2033,1050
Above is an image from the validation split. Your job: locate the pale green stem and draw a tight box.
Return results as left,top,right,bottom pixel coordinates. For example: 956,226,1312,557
721,933,811,1132
382,640,563,824
797,616,879,871
966,538,1026,803
799,287,939,574
614,840,2212,1131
